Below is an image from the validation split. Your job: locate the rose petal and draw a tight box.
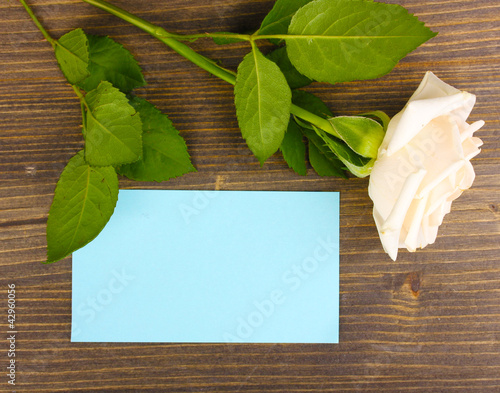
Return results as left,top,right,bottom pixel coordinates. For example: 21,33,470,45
386,94,474,156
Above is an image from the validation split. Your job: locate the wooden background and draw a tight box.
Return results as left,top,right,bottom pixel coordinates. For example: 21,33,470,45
1,0,499,391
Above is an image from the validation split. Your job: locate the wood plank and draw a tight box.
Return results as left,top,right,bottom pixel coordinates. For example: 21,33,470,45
1,0,499,391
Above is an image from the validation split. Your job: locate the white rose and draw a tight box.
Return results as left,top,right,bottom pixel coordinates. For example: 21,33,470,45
368,72,484,260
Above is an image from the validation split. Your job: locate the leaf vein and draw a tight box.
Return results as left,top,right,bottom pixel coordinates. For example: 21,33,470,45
62,167,91,257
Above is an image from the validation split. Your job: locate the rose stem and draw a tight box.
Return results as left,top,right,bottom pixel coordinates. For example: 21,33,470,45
18,0,57,48
80,0,338,137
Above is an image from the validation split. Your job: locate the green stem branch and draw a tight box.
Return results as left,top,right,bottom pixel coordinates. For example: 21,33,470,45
20,0,91,117
81,0,339,136
72,85,89,110
20,0,93,147
82,0,237,84
19,0,56,48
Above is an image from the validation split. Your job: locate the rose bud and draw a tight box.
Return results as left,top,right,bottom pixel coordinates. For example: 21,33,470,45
368,72,484,260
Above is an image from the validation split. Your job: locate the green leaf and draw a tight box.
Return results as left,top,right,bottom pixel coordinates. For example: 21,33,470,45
285,78,376,177
117,96,196,182
234,46,292,164
46,150,118,263
286,0,437,84
280,119,307,176
54,28,90,85
301,127,347,178
327,116,385,158
258,0,315,41
344,158,375,178
313,126,374,178
292,90,333,117
308,142,345,178
315,127,369,167
78,34,146,93
361,110,391,131
83,81,143,166
267,47,312,89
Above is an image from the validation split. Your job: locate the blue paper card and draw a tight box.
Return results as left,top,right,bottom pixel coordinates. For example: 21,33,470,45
72,190,339,343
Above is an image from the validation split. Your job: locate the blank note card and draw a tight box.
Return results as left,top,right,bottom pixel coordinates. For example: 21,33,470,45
71,190,339,343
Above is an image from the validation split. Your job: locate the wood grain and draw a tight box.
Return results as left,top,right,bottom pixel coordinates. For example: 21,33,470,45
1,0,499,391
